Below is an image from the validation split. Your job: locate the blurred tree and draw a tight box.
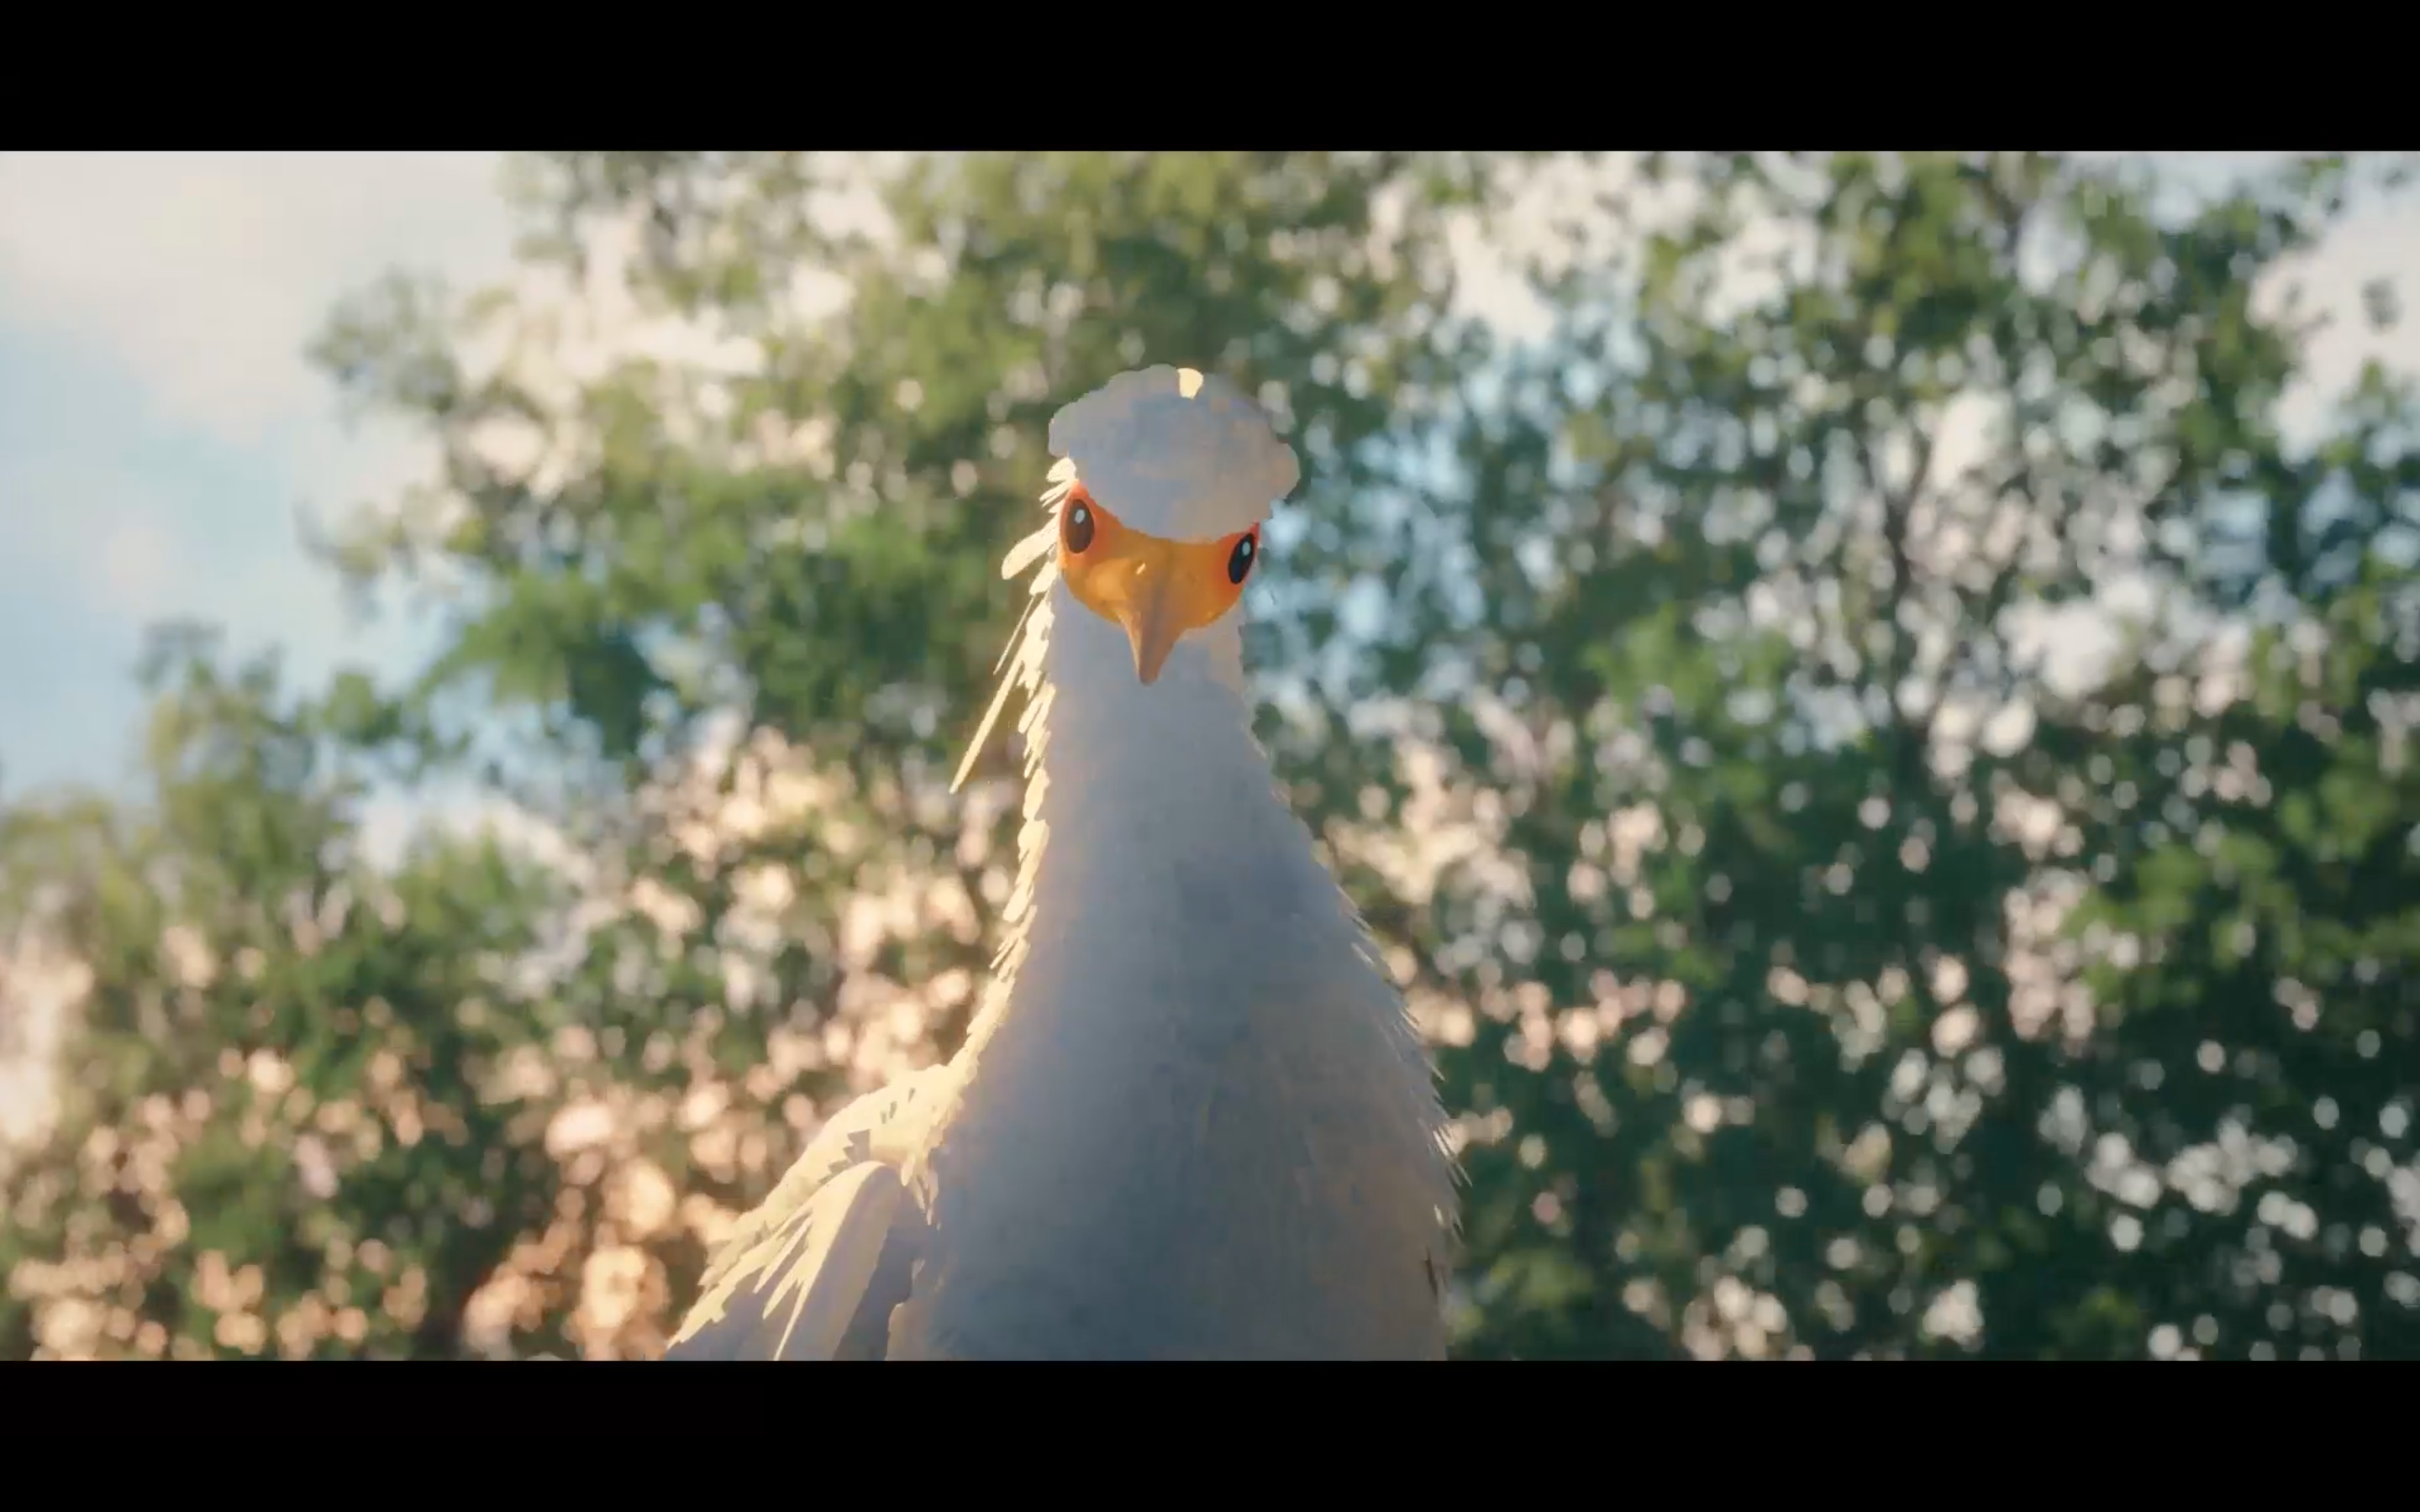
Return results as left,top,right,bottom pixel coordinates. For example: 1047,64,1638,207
2015,357,2420,1360
1381,151,2417,1357
4,152,2411,1360
0,627,575,1357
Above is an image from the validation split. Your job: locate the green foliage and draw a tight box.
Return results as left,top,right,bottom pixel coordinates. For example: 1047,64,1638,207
2022,549,2420,1360
2,628,575,1357
4,152,2412,1358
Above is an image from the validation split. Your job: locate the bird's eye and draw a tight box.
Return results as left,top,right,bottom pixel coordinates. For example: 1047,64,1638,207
1226,531,1257,585
1065,500,1097,554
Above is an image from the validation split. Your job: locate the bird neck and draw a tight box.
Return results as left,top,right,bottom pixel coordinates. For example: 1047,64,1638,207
1040,581,1256,793
946,581,1291,1074
903,575,1458,1358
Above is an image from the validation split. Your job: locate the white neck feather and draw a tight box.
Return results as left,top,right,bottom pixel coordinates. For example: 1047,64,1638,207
955,577,1287,1059
898,492,1455,1358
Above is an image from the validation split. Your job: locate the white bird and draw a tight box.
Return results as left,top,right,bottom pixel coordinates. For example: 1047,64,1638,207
666,365,1458,1360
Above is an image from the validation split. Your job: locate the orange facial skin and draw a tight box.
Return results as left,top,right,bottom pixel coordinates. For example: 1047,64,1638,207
1055,483,1261,685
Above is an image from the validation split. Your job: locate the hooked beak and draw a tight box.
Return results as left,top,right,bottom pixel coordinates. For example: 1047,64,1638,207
1107,538,1183,685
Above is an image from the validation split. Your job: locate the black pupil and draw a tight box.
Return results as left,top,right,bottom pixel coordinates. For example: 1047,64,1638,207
1227,533,1256,585
1065,503,1094,553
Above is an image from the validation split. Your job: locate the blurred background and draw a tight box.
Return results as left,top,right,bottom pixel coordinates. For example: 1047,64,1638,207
1,151,2415,1360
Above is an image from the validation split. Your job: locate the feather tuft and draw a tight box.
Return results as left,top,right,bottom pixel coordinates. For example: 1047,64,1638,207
951,483,1070,795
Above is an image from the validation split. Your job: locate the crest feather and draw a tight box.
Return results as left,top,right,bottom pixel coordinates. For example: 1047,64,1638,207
1045,365,1297,540
950,478,1071,795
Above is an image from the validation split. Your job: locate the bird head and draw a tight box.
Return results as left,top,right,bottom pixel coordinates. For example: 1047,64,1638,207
1046,365,1300,685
